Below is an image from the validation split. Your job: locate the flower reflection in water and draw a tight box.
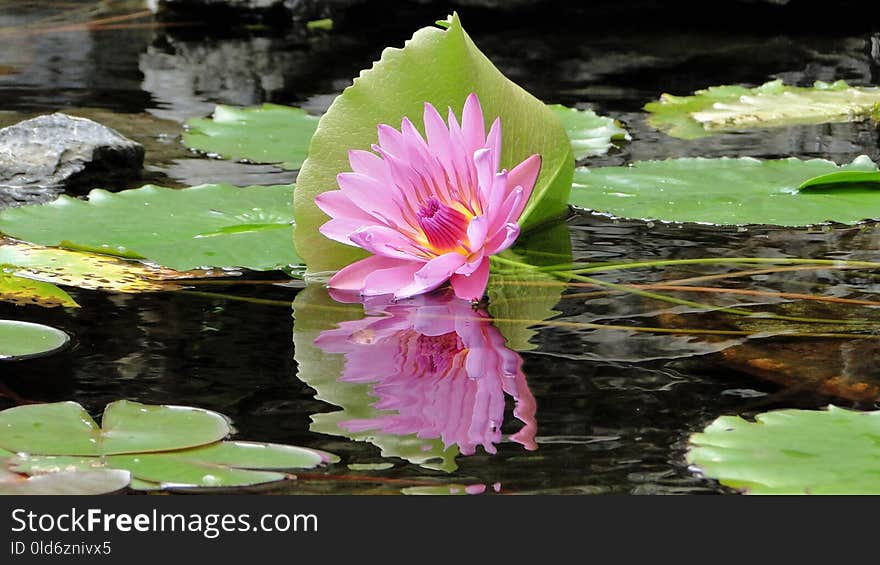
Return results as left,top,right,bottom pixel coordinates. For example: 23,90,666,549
313,289,537,462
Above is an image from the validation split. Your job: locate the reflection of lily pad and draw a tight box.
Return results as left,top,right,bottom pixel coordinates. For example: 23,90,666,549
571,156,880,226
646,79,880,139
688,406,880,494
0,184,299,271
293,13,574,274
184,104,320,170
549,104,629,160
0,320,70,361
0,400,230,456
488,221,571,351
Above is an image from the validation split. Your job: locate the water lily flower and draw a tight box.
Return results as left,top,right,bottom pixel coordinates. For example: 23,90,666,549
313,289,538,457
315,93,541,301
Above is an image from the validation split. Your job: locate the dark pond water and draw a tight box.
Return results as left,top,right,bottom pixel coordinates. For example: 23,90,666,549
1,0,879,494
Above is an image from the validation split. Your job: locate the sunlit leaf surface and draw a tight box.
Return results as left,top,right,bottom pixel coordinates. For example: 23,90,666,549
0,271,78,307
645,79,880,139
571,156,880,226
688,406,880,494
0,184,299,271
183,104,320,170
294,13,573,274
0,238,194,293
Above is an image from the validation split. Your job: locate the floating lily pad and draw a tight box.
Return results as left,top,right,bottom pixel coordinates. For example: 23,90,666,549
0,184,299,271
183,104,320,170
688,406,880,494
293,13,574,274
0,320,70,360
571,156,880,226
549,104,630,160
10,442,337,490
0,238,195,294
0,400,230,456
0,469,131,495
0,271,78,308
645,79,880,139
108,440,336,489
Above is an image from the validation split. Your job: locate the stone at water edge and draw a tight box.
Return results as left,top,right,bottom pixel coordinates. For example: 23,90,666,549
0,113,145,207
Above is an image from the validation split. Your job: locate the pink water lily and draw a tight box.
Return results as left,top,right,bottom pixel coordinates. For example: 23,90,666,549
315,93,541,301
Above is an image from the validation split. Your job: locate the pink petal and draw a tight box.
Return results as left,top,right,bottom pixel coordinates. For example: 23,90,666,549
449,256,490,301
315,190,377,224
461,93,486,154
506,154,542,213
485,222,520,255
486,118,502,170
362,261,424,296
423,102,453,167
473,148,495,208
319,218,378,246
466,215,488,252
349,225,425,261
337,172,407,227
328,255,414,292
488,185,523,237
376,124,407,159
348,149,390,181
394,252,467,299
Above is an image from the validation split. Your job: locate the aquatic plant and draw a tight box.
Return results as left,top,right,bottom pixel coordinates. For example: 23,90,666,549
315,94,541,300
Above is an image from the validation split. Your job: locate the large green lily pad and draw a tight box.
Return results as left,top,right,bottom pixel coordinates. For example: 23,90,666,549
183,104,320,170
688,406,880,494
646,79,880,139
0,184,299,271
0,400,230,456
293,13,574,274
549,104,629,160
571,156,880,226
0,320,69,360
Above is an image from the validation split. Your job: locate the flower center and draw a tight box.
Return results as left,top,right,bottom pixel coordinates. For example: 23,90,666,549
416,197,469,253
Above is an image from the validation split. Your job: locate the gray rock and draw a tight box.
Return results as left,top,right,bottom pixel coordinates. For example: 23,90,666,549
0,113,145,196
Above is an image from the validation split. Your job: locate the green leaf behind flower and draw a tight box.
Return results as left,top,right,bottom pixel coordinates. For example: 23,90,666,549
293,13,574,274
